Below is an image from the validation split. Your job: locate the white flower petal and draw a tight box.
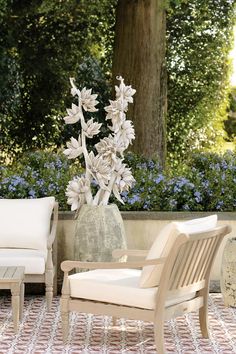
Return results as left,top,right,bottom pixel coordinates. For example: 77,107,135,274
66,177,91,211
69,77,80,97
115,76,136,103
82,118,102,138
80,88,99,112
112,184,124,204
63,103,82,125
63,136,83,159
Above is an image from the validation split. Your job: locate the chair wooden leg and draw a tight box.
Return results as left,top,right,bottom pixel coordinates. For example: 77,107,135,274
199,303,209,338
199,289,209,338
154,317,165,354
45,269,53,311
46,286,53,311
60,296,69,342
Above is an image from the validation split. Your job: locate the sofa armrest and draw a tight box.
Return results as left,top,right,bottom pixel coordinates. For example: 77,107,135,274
47,201,58,249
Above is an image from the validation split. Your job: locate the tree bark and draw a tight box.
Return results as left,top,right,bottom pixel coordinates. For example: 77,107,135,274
112,0,167,166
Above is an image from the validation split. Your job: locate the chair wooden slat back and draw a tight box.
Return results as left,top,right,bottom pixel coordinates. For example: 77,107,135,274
168,225,229,293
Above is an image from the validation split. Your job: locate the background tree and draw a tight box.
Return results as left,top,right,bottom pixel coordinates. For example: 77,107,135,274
112,0,167,166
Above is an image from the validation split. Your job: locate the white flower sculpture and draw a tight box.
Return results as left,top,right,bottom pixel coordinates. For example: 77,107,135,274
63,76,136,211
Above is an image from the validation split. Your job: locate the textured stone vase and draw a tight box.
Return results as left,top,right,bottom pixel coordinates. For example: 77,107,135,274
221,238,236,307
74,204,127,262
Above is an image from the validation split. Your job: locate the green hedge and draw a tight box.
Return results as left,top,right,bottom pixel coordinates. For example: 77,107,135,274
1,150,236,212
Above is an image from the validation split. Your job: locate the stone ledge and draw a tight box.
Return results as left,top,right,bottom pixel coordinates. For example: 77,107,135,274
59,210,236,221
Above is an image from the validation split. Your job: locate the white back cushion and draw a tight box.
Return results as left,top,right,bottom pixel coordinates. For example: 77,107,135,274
176,214,217,233
139,222,181,288
0,197,55,251
139,215,218,288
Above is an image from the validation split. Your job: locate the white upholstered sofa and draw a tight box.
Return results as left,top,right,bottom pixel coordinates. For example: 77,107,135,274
0,197,58,309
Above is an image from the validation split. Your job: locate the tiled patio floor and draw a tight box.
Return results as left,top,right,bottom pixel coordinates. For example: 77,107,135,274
0,294,236,353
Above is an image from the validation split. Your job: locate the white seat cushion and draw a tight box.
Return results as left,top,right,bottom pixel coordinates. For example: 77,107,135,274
69,269,195,310
0,249,47,274
0,197,55,251
139,215,218,288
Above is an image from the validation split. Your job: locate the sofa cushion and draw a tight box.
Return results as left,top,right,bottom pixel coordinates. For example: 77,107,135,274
0,249,47,274
139,215,218,288
0,197,55,251
69,269,195,310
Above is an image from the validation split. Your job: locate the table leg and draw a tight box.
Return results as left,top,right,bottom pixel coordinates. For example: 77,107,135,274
11,284,20,333
20,282,24,320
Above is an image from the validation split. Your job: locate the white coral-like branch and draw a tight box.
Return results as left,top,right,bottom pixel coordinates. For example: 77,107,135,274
63,136,83,159
80,87,99,112
66,176,90,211
87,152,111,190
64,103,82,124
115,76,136,103
69,77,80,97
104,100,127,132
95,135,123,166
111,160,135,204
114,160,135,193
63,76,136,211
81,118,102,139
115,120,135,149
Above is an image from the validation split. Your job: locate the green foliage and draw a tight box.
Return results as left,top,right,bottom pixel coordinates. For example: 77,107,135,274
0,0,116,162
167,0,236,162
224,87,236,140
2,150,236,211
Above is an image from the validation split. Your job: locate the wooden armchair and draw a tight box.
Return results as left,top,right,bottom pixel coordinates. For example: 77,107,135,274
0,197,58,310
60,217,231,353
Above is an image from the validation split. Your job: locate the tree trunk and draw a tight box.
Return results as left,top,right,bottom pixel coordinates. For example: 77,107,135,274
112,0,167,166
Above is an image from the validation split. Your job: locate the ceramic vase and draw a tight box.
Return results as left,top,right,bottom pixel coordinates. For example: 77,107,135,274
74,204,127,262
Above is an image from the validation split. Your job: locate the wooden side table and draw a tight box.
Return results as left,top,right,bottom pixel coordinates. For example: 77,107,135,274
0,266,25,332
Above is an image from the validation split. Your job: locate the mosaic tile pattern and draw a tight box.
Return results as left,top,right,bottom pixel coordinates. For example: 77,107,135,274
0,294,236,353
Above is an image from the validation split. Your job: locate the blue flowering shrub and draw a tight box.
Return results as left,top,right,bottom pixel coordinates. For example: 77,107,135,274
110,153,165,211
1,150,236,211
182,152,236,211
111,151,236,212
0,151,82,210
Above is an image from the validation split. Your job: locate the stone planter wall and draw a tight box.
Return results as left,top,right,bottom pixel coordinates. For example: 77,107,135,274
57,211,236,292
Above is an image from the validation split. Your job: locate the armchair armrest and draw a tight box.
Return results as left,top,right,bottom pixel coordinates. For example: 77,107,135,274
47,201,58,249
112,249,149,259
61,258,166,273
